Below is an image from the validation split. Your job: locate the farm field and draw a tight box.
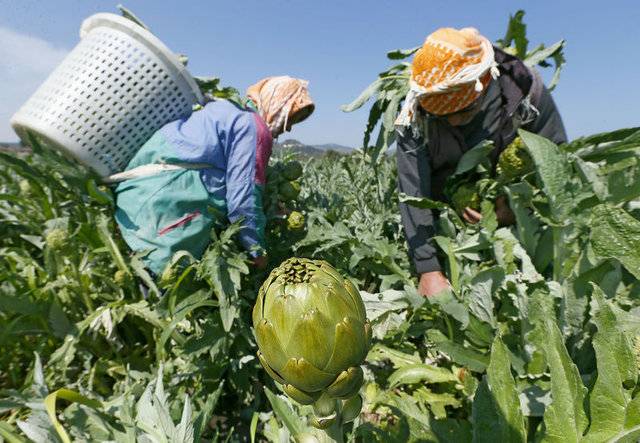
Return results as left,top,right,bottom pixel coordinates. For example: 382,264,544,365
1,9,640,443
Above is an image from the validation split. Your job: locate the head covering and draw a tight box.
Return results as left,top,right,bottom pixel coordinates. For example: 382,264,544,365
247,76,315,136
396,27,500,131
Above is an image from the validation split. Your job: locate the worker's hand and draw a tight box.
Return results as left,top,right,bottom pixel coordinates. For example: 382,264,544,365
252,255,268,270
495,195,516,227
419,271,452,297
462,207,482,224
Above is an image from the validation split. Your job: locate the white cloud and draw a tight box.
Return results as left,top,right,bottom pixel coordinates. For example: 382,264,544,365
0,26,69,142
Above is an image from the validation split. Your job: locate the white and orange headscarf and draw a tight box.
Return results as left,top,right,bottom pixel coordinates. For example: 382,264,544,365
247,76,315,136
396,27,500,132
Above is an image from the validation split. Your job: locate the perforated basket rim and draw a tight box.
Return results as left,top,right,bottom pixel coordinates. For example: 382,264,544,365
79,12,203,104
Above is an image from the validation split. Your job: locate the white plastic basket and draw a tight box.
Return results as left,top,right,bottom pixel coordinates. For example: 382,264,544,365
11,13,203,177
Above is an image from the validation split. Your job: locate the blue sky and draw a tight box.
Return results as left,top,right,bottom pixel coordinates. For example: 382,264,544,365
1,0,638,146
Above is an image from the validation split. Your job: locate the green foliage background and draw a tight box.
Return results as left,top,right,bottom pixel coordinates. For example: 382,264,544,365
1,9,640,443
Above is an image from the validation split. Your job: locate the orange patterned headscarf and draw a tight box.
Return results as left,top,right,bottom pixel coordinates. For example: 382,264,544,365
396,27,499,130
247,76,315,136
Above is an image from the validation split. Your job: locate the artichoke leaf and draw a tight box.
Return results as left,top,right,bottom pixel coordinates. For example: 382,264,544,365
255,320,289,373
310,414,337,430
342,394,364,423
264,286,308,348
283,383,320,405
325,366,364,399
323,317,369,373
280,357,336,393
317,262,346,285
344,278,368,321
258,351,286,385
313,393,338,417
284,308,335,369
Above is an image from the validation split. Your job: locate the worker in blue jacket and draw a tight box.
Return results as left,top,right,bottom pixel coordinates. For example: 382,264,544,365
112,76,314,275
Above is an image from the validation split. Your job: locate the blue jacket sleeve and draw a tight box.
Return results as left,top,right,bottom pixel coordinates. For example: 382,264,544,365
225,112,266,257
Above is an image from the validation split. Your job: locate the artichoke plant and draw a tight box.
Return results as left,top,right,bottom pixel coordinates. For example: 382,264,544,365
253,258,371,427
287,211,306,231
497,136,534,182
278,180,301,201
45,228,68,251
282,160,303,181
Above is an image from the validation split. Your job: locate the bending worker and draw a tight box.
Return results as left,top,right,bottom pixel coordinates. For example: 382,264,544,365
395,27,567,297
113,76,314,275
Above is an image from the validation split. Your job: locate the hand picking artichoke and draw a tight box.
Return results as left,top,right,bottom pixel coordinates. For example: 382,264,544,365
253,258,371,423
451,183,480,215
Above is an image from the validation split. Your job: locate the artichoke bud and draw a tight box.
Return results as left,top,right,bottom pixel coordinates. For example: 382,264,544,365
114,269,131,287
325,366,364,399
287,211,305,231
19,179,33,195
497,136,533,182
253,258,371,406
341,394,364,424
45,228,68,250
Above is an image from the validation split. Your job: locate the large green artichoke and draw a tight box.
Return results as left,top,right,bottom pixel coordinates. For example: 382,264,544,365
253,258,371,409
497,136,534,182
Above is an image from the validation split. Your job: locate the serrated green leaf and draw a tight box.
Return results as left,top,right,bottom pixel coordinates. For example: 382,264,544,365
583,286,638,442
466,267,504,328
472,336,526,442
340,78,386,113
388,364,458,387
451,141,494,179
45,389,102,443
519,130,574,222
429,330,489,372
263,387,305,437
590,205,640,279
537,317,588,442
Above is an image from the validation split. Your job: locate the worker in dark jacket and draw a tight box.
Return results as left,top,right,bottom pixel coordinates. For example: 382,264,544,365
395,27,567,297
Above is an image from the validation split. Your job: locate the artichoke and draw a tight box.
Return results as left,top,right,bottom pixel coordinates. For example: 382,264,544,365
114,269,132,287
287,211,305,231
19,179,33,196
253,258,371,414
45,228,68,250
278,180,301,201
451,183,480,215
282,160,303,181
497,136,534,182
